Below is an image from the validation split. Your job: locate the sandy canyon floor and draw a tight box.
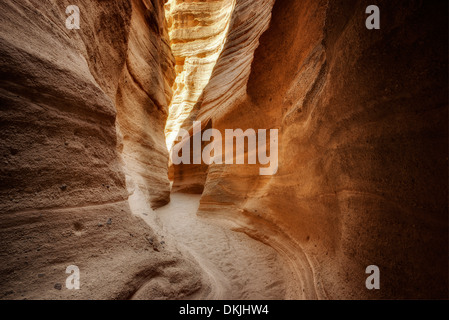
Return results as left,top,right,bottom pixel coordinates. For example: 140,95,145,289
135,193,287,299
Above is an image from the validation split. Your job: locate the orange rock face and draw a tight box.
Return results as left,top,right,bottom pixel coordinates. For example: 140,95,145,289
173,0,448,299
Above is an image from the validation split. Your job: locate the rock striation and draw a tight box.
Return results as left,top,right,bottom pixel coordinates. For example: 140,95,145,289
0,0,202,299
116,0,175,209
172,0,448,299
164,0,236,152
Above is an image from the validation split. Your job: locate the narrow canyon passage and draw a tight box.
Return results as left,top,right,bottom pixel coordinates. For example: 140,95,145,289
136,0,289,299
140,193,287,300
0,0,446,301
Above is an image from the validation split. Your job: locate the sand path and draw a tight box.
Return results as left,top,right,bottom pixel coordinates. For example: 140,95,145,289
150,193,287,299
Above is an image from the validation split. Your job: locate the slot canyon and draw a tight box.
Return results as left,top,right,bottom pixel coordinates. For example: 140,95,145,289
0,0,447,300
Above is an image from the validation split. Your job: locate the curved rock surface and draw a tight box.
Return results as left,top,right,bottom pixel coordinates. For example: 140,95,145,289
0,0,202,299
173,0,448,299
116,0,175,209
164,0,235,151
170,0,275,193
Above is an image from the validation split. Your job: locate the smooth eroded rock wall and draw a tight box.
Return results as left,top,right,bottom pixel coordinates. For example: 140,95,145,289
170,0,276,193
175,0,448,299
0,0,202,299
164,0,235,151
116,0,175,209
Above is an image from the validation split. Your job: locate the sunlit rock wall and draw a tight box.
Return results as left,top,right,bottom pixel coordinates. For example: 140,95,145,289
164,0,235,152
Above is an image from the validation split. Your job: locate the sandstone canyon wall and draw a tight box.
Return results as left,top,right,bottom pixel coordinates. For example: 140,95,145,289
173,0,448,299
164,0,235,151
115,0,174,209
0,0,202,299
169,0,276,193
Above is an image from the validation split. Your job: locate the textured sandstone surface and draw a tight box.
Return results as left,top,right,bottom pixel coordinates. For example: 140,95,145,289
151,193,287,299
164,0,235,151
173,0,448,299
0,0,202,299
170,0,276,193
115,0,175,209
